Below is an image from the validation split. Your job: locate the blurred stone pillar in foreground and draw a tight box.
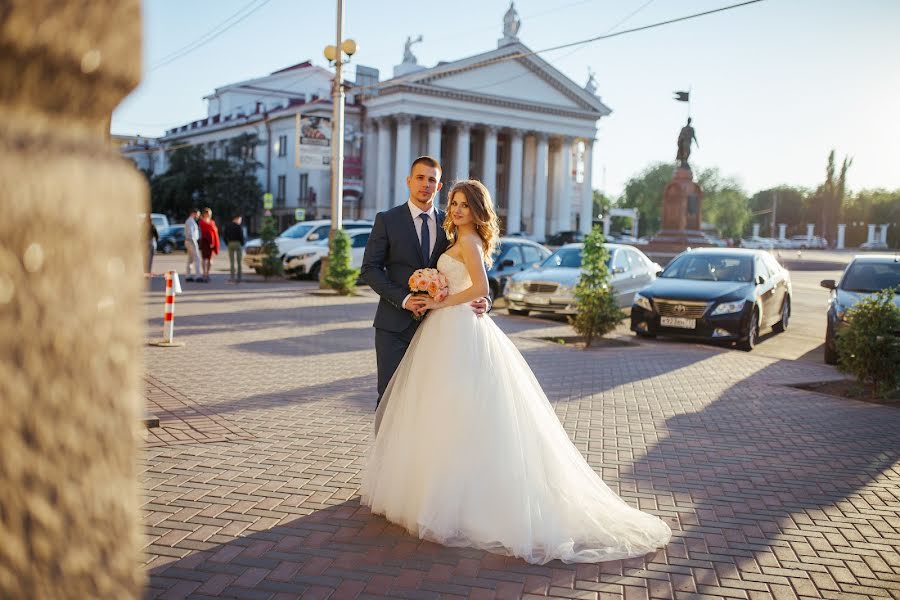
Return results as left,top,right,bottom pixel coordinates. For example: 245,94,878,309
0,1,145,598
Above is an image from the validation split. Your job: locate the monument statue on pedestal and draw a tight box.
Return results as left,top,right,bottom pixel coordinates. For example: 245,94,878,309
676,117,698,168
402,35,423,65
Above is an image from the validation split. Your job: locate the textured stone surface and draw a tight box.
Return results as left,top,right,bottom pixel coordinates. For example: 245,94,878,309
141,278,900,599
0,1,145,597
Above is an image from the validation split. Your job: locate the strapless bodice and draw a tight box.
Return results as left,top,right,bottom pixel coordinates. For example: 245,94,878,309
437,253,472,295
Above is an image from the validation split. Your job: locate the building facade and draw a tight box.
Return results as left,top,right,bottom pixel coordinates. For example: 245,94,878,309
121,5,610,240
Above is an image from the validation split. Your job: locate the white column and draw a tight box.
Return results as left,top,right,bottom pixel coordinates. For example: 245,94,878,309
778,223,787,240
579,139,593,235
455,121,472,181
752,223,761,238
362,118,378,218
866,224,876,244
482,125,498,200
836,223,846,249
558,136,573,231
879,224,889,244
394,114,412,206
533,132,549,242
375,116,392,212
806,223,815,238
427,118,442,160
507,129,524,234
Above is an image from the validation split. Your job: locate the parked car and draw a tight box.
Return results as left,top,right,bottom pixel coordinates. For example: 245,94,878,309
819,254,900,365
630,248,792,351
544,230,584,246
504,243,660,316
244,219,372,272
788,235,828,249
487,238,552,301
157,225,185,254
740,236,776,250
859,240,889,251
283,228,372,279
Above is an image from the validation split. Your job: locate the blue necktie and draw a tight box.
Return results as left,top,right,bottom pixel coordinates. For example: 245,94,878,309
420,213,430,265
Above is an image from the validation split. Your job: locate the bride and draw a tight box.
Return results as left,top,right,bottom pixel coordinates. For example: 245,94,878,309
360,179,671,564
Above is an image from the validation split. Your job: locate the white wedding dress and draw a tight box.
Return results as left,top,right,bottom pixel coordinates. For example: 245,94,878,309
361,253,671,564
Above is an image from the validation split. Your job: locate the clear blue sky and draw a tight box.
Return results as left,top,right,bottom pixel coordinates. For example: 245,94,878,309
112,0,900,199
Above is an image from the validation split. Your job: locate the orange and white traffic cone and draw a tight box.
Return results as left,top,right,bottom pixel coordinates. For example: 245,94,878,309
152,270,185,347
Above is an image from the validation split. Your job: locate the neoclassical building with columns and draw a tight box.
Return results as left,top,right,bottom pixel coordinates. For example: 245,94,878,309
362,6,610,240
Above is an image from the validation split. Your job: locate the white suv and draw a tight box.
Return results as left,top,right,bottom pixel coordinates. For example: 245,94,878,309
788,235,828,249
243,219,372,272
284,228,372,280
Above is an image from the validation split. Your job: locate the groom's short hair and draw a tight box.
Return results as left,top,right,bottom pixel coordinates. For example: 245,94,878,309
410,155,442,175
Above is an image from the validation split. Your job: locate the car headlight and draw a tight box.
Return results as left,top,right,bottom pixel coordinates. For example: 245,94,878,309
633,293,653,311
508,280,525,293
711,300,745,316
834,304,849,322
290,252,317,260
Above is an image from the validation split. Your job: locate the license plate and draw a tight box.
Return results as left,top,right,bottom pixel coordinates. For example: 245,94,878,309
528,295,550,305
661,316,696,329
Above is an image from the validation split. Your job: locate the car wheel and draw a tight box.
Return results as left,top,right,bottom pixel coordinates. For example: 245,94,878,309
508,308,530,316
161,242,173,254
308,261,321,281
772,297,790,333
738,309,759,351
824,326,838,365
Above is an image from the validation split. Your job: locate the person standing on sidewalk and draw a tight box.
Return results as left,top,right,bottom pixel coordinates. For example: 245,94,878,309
183,208,202,281
146,214,158,277
223,214,245,283
197,207,219,283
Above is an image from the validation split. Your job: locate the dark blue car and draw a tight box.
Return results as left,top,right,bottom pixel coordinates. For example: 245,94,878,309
157,225,185,254
487,238,552,301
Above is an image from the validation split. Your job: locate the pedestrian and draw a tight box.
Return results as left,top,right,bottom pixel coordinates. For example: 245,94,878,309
146,214,158,277
183,208,202,281
223,214,245,283
198,207,219,283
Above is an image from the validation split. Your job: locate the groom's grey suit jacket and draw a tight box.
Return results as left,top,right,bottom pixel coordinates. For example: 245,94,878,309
362,203,449,332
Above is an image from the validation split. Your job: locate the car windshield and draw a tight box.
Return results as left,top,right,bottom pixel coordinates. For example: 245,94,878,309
541,247,583,269
662,254,754,282
280,224,315,239
539,247,611,269
841,262,900,293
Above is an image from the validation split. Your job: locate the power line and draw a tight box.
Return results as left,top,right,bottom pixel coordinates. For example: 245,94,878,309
150,0,274,72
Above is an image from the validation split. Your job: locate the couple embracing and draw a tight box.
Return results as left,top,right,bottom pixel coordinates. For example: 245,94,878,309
359,156,671,565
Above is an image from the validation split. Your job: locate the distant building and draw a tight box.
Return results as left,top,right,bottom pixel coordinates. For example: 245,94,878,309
120,4,610,240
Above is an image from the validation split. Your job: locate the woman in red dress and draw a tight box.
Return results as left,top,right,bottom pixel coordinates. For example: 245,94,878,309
198,207,220,283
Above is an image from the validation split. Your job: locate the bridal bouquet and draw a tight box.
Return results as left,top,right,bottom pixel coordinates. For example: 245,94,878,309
409,268,449,305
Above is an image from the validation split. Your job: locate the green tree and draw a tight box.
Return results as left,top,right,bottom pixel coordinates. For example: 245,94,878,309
569,226,622,348
592,190,612,224
257,215,282,279
748,186,809,238
324,230,359,295
618,163,673,237
836,288,900,398
697,169,751,239
809,150,852,244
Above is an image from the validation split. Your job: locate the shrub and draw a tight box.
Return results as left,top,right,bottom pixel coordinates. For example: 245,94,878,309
324,229,359,295
836,287,900,398
257,215,282,279
568,226,622,348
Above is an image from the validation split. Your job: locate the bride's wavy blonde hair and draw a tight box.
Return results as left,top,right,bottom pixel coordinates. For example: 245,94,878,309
442,179,500,268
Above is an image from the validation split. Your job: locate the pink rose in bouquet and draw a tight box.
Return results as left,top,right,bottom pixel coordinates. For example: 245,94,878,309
408,268,450,318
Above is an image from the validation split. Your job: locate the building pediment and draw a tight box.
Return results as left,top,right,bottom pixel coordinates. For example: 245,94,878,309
383,42,610,117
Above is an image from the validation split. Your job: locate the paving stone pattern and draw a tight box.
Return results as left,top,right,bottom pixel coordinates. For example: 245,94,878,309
142,278,900,600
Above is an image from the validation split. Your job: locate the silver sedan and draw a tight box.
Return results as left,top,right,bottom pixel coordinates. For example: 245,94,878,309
504,243,661,316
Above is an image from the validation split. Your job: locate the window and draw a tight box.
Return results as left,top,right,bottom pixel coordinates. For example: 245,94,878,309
276,175,286,206
278,134,287,157
612,250,630,273
352,233,371,248
495,245,523,269
299,173,309,202
522,245,544,265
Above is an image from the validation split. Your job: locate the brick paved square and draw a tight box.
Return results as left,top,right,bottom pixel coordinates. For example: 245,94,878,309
141,280,900,599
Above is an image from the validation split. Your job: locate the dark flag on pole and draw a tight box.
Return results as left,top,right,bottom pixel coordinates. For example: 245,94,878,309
674,91,690,102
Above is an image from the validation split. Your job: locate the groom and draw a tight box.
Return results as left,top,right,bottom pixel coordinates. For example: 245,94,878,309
362,155,488,406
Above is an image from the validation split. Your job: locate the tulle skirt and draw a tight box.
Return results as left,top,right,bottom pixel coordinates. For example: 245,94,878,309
361,304,671,564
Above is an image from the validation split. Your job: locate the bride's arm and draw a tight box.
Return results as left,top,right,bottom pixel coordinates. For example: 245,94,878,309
423,236,488,309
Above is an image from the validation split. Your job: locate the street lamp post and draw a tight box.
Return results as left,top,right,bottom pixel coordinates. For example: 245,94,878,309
323,0,357,240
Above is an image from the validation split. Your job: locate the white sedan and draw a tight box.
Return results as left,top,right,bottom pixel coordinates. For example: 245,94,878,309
283,228,372,280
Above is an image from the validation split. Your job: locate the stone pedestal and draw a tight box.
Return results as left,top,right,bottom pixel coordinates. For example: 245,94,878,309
644,167,710,264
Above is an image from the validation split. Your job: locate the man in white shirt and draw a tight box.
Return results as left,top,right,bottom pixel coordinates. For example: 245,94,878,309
183,209,201,281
